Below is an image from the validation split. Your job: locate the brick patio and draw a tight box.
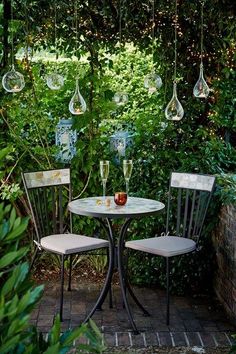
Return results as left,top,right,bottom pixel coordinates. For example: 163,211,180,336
30,278,235,351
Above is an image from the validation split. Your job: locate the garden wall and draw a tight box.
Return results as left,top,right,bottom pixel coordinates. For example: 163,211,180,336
212,204,236,322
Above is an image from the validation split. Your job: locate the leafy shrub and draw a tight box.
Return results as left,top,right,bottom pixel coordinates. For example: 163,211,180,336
0,202,106,353
1,43,235,295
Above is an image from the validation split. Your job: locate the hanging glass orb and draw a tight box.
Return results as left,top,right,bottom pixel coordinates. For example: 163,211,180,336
113,92,128,106
46,73,64,90
165,82,184,121
144,72,162,93
2,65,25,93
69,78,86,115
193,63,210,98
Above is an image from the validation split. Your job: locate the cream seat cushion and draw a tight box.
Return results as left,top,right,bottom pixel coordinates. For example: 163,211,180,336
41,234,109,255
125,235,196,258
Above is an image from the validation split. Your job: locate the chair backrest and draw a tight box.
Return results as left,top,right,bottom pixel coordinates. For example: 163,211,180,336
166,172,216,242
22,168,72,243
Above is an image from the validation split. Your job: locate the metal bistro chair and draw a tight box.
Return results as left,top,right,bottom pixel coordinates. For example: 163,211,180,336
22,168,110,321
123,172,215,329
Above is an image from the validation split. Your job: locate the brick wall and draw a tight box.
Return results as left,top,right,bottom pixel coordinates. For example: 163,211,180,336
212,204,236,321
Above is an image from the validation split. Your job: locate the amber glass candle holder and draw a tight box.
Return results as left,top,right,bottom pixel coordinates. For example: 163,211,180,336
114,192,127,206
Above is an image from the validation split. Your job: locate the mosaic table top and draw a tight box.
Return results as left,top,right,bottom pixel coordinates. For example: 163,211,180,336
68,196,165,219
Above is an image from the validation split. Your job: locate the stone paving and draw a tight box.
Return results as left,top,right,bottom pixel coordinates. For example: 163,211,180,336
31,279,236,351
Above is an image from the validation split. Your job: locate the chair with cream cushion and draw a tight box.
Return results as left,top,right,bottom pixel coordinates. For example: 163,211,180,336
22,168,110,321
125,172,215,327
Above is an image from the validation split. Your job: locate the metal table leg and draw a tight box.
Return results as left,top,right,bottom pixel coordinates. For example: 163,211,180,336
83,217,114,323
117,218,140,334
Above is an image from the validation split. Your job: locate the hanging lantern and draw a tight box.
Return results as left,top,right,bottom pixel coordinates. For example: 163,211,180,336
113,92,128,106
165,0,184,121
2,65,25,93
193,3,210,98
144,72,162,94
144,0,162,93
69,78,86,115
2,0,25,93
46,0,64,90
55,119,77,162
110,130,133,163
46,73,64,90
165,82,184,121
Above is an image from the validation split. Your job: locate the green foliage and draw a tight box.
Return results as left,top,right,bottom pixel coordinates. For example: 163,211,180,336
0,0,235,296
0,202,106,353
216,174,236,205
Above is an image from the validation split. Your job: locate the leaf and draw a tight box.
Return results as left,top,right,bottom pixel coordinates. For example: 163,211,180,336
1,263,29,297
0,248,28,269
9,207,16,230
0,334,20,354
48,314,61,345
5,217,29,241
43,343,60,354
17,286,44,314
61,325,87,346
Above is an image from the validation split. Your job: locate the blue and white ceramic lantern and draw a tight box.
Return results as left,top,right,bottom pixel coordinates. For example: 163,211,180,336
110,131,133,163
55,119,77,162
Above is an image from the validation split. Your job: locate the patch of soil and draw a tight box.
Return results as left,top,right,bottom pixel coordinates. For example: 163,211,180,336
31,261,119,285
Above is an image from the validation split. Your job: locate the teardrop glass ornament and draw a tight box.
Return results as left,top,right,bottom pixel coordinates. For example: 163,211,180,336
69,79,86,115
165,82,184,121
2,65,25,93
46,72,64,90
113,92,128,106
193,63,210,98
144,72,162,93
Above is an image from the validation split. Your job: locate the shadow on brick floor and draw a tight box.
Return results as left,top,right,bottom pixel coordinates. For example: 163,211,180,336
31,279,236,351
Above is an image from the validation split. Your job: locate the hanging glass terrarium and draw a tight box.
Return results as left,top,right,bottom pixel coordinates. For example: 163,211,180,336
193,63,210,98
193,2,210,98
113,92,128,106
2,0,25,93
68,0,86,115
2,65,25,93
165,82,184,121
165,0,184,121
46,72,64,90
144,1,162,93
144,71,162,94
46,1,64,90
113,0,128,106
69,78,86,115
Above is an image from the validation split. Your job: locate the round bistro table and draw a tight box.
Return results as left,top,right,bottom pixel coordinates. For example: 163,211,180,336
68,196,165,333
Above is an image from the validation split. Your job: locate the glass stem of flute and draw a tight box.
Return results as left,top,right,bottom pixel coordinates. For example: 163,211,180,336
102,179,107,200
125,178,129,196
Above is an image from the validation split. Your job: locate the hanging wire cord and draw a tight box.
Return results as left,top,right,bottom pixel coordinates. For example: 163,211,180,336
174,0,178,82
118,0,122,62
54,0,58,60
10,0,14,67
200,1,204,64
74,0,79,75
152,0,155,63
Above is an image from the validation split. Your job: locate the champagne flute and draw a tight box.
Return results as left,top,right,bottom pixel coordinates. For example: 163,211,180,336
123,159,133,198
100,160,110,201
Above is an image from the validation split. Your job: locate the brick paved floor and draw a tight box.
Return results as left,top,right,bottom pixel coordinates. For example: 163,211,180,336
31,279,236,350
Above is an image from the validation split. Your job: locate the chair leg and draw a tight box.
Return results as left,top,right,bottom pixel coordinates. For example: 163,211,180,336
166,257,170,326
29,246,40,272
107,248,113,308
60,254,65,321
67,254,73,291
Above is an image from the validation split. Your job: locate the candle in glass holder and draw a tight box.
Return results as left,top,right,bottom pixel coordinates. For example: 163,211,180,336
114,192,127,206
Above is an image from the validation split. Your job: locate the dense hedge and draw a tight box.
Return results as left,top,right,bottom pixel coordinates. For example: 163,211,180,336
0,0,235,294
